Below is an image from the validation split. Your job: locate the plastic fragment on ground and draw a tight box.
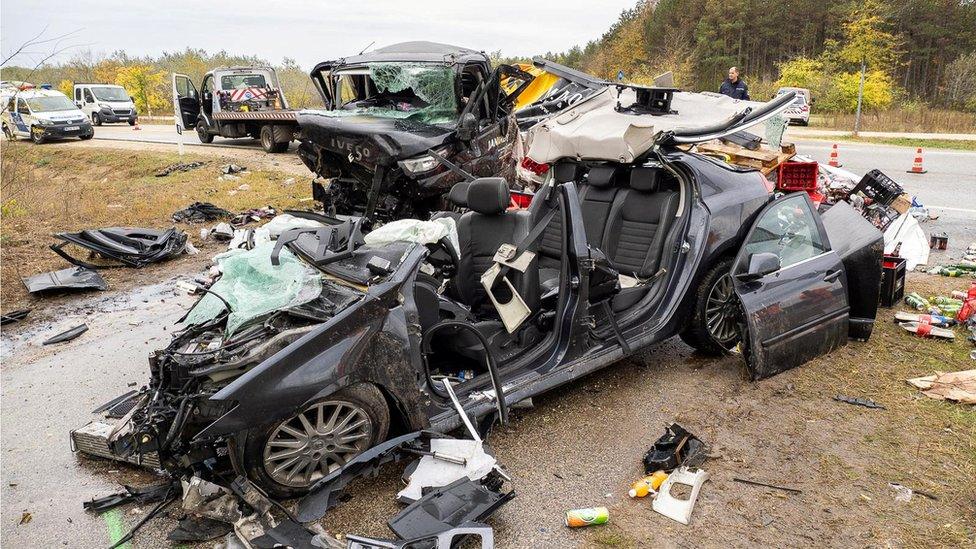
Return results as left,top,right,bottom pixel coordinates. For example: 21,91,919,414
42,323,88,345
907,369,976,405
23,267,108,293
652,466,709,525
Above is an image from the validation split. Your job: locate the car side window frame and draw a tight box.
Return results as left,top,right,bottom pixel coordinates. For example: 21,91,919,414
84,88,94,103
17,98,30,115
733,193,831,276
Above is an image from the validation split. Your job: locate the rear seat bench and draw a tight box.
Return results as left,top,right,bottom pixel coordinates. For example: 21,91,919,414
534,163,680,312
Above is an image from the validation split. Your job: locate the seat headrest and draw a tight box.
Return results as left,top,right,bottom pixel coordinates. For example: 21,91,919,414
586,166,616,187
552,161,580,183
629,167,661,192
467,177,509,215
448,181,469,207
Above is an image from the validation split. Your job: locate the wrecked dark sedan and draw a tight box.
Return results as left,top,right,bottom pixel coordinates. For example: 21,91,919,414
72,87,884,502
297,41,533,222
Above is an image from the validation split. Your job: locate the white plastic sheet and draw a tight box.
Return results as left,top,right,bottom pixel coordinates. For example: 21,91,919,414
363,217,459,258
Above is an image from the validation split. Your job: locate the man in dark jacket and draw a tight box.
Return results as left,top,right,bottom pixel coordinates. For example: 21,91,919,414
719,67,750,100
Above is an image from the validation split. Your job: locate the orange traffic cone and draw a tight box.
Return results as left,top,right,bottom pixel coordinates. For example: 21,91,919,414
828,143,842,167
907,147,926,174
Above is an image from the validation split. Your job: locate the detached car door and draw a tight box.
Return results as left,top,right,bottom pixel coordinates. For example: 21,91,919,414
172,73,200,131
732,192,850,380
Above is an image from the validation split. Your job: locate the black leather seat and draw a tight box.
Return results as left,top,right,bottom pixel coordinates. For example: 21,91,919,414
453,178,539,316
602,167,680,311
537,164,624,293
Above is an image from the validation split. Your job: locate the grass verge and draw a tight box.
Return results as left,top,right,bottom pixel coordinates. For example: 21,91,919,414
0,141,313,312
806,135,976,151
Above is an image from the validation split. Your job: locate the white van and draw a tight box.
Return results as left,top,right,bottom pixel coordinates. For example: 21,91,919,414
73,83,138,125
2,89,94,143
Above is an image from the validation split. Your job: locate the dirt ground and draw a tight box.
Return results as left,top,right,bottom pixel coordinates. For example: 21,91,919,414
0,141,314,313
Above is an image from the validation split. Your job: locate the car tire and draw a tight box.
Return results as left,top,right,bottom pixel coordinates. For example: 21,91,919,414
679,257,741,355
91,113,102,126
260,125,288,153
30,127,46,144
239,383,390,499
79,132,93,141
128,119,136,126
196,123,214,144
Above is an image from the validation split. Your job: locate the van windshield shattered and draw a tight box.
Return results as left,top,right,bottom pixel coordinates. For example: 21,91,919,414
329,62,458,125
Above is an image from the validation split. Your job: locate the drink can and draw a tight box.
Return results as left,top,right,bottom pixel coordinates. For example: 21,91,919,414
565,507,609,527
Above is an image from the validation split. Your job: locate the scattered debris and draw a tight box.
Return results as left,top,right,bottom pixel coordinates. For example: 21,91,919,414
643,423,706,473
221,163,247,175
906,370,976,405
155,161,206,177
899,321,955,340
22,267,108,294
19,512,31,525
889,482,914,502
833,395,886,409
232,206,277,225
732,477,802,494
565,507,609,528
51,227,190,269
84,482,176,513
172,202,233,224
652,467,709,525
388,477,514,539
0,309,31,325
629,471,668,498
202,222,235,242
42,323,88,345
894,311,956,328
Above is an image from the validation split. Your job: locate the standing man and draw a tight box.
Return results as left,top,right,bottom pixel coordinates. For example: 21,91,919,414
719,67,750,100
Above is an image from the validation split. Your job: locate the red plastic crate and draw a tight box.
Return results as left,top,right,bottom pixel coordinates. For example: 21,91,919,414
777,161,819,192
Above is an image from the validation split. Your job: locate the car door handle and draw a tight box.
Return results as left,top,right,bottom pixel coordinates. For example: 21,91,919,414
824,270,842,282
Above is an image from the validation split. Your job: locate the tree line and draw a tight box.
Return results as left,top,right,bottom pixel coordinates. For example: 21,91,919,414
518,0,976,113
1,48,323,116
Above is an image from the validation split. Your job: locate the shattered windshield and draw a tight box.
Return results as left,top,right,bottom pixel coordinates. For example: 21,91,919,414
328,62,459,125
91,86,129,101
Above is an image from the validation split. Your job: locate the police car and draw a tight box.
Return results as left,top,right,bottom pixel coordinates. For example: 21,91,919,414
2,88,94,144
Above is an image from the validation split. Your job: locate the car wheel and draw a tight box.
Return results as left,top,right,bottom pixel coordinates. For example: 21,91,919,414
128,119,136,126
91,113,102,126
680,258,741,355
240,384,390,499
196,123,214,144
79,132,93,141
260,125,288,153
30,127,46,144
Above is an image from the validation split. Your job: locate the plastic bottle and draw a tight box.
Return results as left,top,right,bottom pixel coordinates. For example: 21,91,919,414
628,471,668,498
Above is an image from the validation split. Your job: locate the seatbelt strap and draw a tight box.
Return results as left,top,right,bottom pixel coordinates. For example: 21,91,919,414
495,207,558,279
600,300,631,354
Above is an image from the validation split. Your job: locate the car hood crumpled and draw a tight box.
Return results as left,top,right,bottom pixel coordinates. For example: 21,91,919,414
524,86,779,164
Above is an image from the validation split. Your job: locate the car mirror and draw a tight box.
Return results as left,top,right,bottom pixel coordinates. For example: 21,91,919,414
457,112,477,141
737,252,780,282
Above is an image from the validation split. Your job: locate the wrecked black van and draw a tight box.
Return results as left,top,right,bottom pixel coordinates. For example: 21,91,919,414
297,41,533,222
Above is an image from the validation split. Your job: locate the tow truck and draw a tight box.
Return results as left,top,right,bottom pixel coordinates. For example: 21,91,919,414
172,66,299,153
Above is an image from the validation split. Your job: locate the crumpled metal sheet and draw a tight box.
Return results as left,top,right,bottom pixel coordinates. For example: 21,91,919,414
22,267,108,293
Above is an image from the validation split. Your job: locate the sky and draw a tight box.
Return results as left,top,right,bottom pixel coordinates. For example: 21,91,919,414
1,0,637,69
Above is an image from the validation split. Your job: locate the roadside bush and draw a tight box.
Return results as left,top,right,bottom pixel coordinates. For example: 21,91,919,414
944,52,976,113
818,70,894,113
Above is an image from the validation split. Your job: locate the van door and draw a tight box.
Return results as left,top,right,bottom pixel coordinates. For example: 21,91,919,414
13,98,31,135
172,73,200,130
731,193,850,380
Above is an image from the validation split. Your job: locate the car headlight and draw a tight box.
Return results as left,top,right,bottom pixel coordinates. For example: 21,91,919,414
37,118,54,126
100,103,113,110
399,147,450,175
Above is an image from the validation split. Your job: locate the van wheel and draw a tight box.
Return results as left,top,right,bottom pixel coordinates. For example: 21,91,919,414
680,258,740,355
91,113,102,126
196,123,214,144
240,384,390,499
260,125,289,153
30,127,46,144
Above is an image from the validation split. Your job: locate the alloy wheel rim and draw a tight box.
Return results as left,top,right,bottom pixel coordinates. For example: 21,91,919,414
263,400,372,488
704,273,739,347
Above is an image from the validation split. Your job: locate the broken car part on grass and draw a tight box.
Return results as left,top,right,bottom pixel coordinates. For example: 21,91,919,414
42,323,88,345
22,266,107,294
172,201,233,224
51,227,190,268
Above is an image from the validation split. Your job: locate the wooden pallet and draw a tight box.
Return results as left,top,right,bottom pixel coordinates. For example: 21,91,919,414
697,141,795,175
